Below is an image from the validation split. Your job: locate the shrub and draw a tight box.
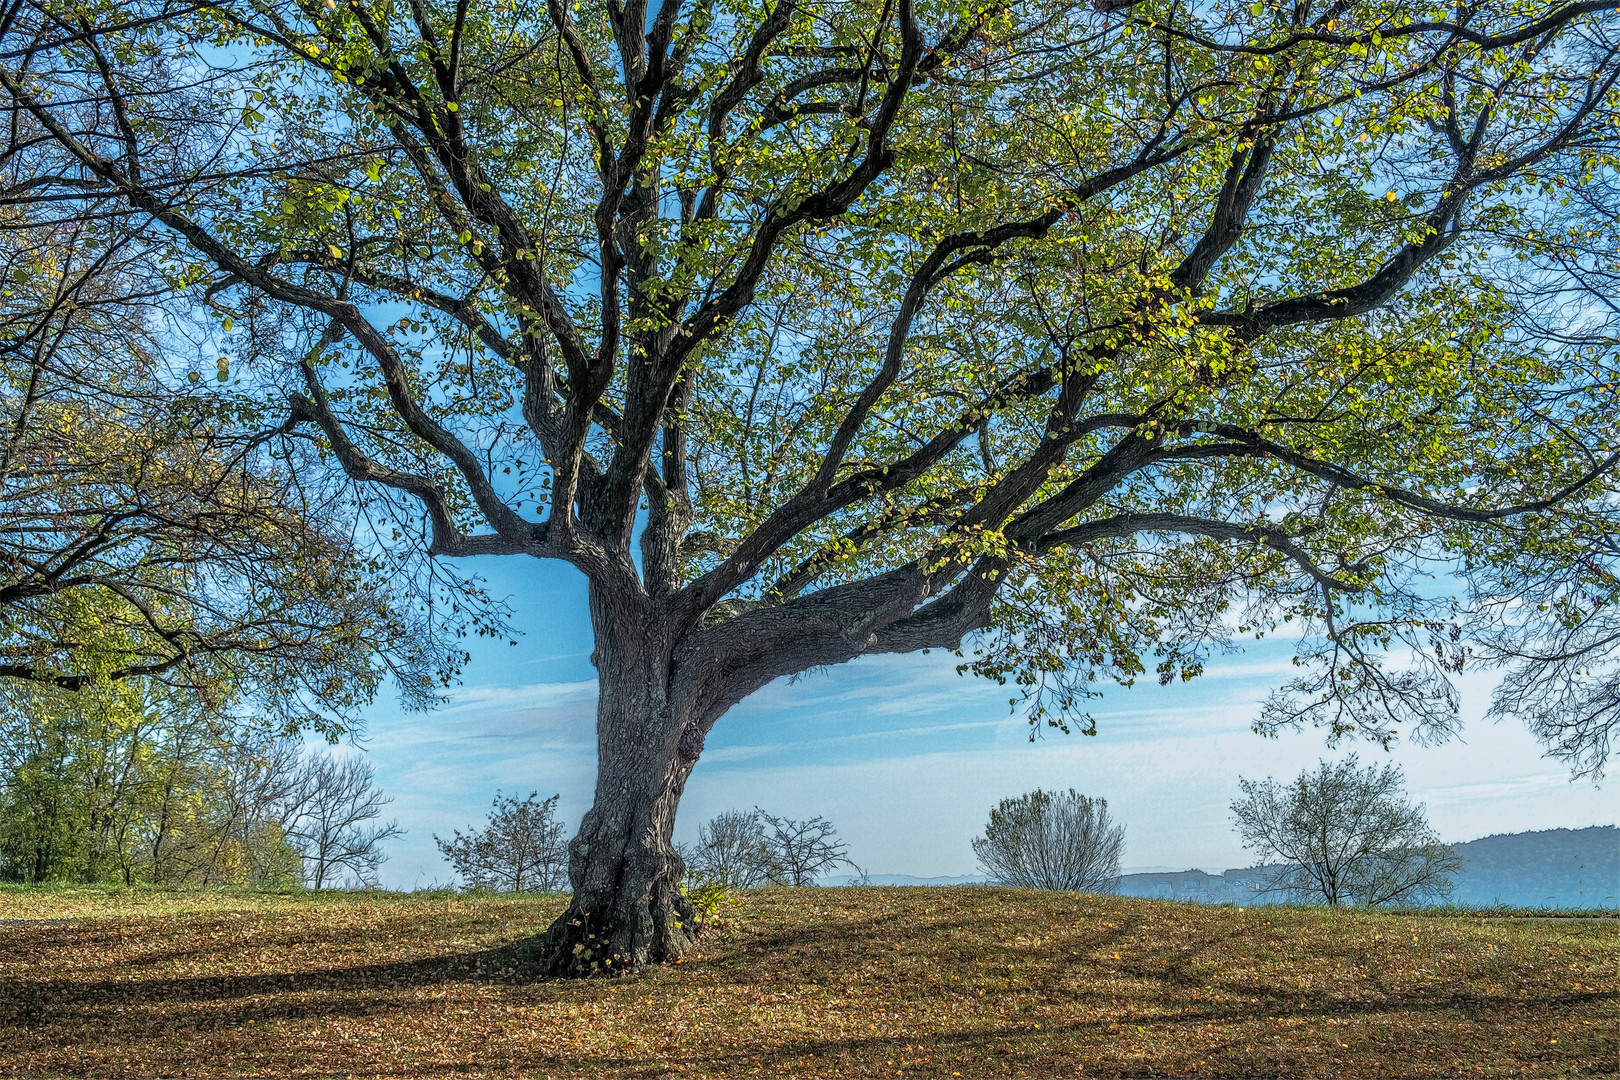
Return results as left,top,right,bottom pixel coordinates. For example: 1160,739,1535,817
973,788,1124,892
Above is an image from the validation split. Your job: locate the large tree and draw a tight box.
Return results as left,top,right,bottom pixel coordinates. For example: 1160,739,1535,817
6,0,1619,971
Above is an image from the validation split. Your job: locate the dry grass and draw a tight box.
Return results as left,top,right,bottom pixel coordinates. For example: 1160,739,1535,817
0,885,1614,1078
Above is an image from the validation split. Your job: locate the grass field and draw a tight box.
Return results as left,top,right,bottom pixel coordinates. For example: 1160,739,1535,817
0,886,1613,1078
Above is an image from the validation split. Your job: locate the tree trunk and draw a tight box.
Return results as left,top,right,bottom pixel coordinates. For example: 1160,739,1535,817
539,605,699,976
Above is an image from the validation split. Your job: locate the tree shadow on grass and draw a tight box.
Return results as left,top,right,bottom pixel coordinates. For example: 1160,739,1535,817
2,898,1612,1078
0,917,575,1053
717,899,1617,1048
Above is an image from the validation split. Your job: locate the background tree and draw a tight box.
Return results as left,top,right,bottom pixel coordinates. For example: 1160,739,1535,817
283,753,403,888
758,810,850,886
973,788,1124,892
1231,756,1466,906
683,808,775,888
0,675,399,887
435,791,569,892
189,734,308,886
8,0,1620,971
0,678,228,884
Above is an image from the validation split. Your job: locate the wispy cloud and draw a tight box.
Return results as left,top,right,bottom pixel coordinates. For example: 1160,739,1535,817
701,718,1011,765
436,679,598,715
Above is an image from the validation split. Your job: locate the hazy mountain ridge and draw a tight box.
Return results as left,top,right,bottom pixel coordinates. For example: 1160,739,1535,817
1446,826,1617,908
818,873,990,887
821,826,1617,908
1113,825,1617,908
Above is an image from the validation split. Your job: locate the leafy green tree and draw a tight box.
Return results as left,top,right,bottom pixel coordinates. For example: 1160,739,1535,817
0,679,162,883
6,0,1620,970
1231,756,1465,906
0,676,396,887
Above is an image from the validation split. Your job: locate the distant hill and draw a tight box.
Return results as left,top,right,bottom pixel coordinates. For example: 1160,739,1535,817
818,873,990,887
1449,826,1617,908
1114,866,1273,904
1114,825,1618,908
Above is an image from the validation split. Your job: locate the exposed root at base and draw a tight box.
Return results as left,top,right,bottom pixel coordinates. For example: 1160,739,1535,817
539,896,699,978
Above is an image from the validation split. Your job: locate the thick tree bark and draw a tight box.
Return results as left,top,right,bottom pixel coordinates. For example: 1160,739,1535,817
539,596,700,975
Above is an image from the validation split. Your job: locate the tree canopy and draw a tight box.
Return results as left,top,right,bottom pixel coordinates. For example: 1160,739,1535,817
2,135,465,733
5,0,1618,969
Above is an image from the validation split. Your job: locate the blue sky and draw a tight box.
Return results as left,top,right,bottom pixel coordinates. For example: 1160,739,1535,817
352,556,1616,889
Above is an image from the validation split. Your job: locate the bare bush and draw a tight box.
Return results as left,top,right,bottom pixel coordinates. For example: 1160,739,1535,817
973,789,1124,893
684,809,774,888
757,810,850,886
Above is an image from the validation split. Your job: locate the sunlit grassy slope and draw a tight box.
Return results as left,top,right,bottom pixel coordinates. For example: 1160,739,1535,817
0,885,1613,1077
